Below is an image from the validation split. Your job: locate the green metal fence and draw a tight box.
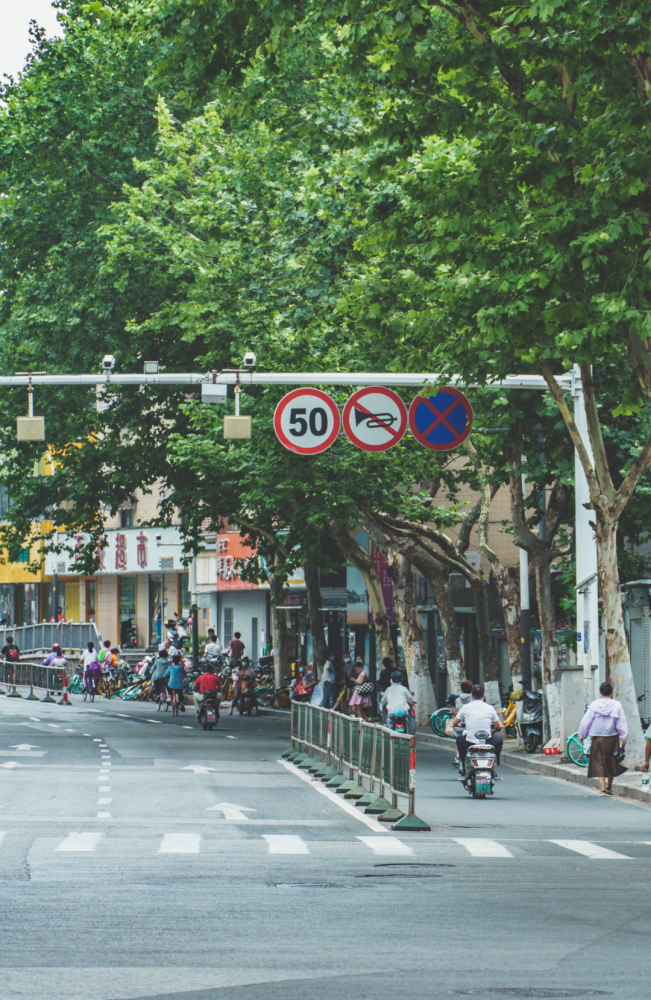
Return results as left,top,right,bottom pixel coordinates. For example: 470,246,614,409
290,702,420,819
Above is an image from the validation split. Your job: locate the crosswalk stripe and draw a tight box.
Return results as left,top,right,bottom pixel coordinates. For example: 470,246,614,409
550,839,632,860
454,838,513,858
357,836,413,856
159,833,201,854
263,835,309,855
55,833,103,852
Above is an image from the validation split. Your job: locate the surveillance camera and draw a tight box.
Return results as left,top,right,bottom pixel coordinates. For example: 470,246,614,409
155,534,162,542
102,354,116,370
243,351,256,368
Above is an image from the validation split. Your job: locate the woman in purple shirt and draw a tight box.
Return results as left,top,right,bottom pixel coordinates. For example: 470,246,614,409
578,680,628,795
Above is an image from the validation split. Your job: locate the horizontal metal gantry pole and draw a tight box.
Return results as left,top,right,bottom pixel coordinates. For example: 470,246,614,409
0,371,573,391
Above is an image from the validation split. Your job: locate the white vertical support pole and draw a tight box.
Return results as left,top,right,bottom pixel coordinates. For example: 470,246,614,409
520,543,531,689
582,588,592,706
572,366,600,697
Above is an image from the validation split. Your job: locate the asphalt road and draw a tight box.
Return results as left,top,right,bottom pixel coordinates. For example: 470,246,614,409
1,691,650,1000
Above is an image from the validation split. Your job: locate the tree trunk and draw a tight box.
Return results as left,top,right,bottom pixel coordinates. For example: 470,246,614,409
597,518,646,764
491,565,522,688
330,523,393,662
365,520,465,695
386,549,437,724
303,562,327,676
268,566,290,689
470,578,500,709
534,552,561,741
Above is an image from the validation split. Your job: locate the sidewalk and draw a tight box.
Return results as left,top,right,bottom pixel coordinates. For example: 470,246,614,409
417,727,651,805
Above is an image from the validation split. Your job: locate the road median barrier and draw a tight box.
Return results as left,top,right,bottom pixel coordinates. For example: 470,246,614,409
0,661,66,702
286,703,431,831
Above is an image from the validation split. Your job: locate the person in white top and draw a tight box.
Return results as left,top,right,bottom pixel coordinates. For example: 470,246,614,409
204,639,223,657
452,683,503,772
381,672,416,731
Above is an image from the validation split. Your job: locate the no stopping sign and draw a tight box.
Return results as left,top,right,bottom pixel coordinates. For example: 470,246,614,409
274,388,341,455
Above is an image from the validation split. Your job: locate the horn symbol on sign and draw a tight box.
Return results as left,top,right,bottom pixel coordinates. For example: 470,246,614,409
354,409,397,429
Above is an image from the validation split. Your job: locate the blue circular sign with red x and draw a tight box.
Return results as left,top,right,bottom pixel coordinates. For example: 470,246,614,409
408,387,474,451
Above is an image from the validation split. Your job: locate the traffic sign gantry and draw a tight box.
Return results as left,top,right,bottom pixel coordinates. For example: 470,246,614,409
342,387,408,452
274,388,340,455
408,387,473,451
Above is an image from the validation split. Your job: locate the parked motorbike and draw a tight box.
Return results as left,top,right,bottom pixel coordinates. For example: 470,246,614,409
197,691,219,731
460,729,497,798
166,618,190,651
518,688,543,754
120,617,138,649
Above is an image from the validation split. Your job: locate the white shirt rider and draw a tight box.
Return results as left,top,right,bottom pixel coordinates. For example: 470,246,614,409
205,640,223,657
454,697,501,743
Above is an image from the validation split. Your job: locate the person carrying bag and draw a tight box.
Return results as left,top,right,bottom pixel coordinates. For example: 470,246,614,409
578,680,628,796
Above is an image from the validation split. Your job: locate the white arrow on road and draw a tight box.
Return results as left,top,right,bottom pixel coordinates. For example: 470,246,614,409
181,765,215,774
0,762,21,769
10,744,40,750
206,803,256,821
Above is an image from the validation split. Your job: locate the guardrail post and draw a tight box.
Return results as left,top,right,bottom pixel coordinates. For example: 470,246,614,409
390,734,431,831
325,713,348,788
26,664,39,701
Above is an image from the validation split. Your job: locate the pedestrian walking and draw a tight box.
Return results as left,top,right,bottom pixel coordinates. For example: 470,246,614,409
578,680,628,795
321,652,336,709
348,659,373,721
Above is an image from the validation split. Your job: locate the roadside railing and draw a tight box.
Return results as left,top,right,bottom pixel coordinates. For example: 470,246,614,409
284,702,430,831
0,622,100,655
0,659,67,701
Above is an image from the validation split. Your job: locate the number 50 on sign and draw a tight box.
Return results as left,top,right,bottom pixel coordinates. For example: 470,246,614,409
273,388,341,455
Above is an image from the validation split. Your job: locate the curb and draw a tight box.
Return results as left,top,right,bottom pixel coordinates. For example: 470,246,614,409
416,728,651,805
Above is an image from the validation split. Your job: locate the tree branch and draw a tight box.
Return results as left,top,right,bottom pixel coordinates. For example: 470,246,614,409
580,363,614,495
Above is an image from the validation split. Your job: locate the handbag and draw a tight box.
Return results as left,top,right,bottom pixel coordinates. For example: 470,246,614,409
613,747,626,764
357,681,374,695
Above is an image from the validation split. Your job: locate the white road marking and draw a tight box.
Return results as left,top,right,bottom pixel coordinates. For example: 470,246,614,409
0,832,6,846
10,744,40,750
47,724,60,729
182,726,193,730
97,812,111,818
29,717,41,722
56,832,102,852
99,786,111,792
99,744,108,747
455,838,513,858
65,729,75,732
280,760,387,834
263,835,309,855
206,803,256,821
97,798,112,805
93,739,102,742
225,736,237,739
159,833,201,854
116,714,131,718
357,836,413,856
550,840,632,860
181,765,214,774
83,734,91,737
146,719,163,724
0,762,20,769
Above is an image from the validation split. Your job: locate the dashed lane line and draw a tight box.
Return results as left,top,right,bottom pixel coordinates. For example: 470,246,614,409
454,838,513,858
357,836,413,856
263,835,309,855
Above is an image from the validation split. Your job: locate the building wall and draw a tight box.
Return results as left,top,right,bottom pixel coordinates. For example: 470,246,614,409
217,590,268,661
136,574,149,649
96,576,118,647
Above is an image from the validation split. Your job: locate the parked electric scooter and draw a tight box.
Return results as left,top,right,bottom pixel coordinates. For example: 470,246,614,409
518,688,543,753
459,729,498,798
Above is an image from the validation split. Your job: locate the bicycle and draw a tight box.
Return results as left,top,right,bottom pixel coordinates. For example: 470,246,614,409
567,732,590,767
169,687,184,716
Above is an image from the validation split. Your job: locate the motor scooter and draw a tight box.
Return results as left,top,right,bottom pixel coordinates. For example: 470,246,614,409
459,729,498,798
197,692,219,731
518,688,543,754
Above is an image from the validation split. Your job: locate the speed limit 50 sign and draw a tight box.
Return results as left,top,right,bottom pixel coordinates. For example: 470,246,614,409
274,388,341,455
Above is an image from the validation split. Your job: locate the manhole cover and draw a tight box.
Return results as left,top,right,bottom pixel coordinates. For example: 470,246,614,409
275,883,353,889
357,873,443,879
453,991,611,998
374,862,456,868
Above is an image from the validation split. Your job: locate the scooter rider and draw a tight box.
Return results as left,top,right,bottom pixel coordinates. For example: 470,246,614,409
381,671,416,730
193,664,222,716
452,683,503,773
